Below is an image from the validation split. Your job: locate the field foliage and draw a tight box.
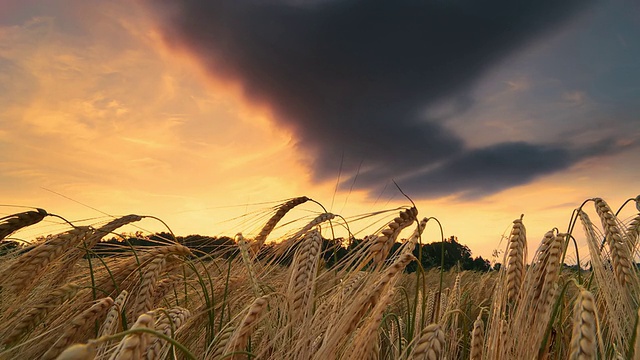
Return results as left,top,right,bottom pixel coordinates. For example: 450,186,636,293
0,195,639,359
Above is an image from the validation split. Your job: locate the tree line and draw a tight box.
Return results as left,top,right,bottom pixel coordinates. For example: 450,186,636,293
86,232,492,272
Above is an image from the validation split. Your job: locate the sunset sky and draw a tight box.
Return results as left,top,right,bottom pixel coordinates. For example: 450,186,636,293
1,0,639,261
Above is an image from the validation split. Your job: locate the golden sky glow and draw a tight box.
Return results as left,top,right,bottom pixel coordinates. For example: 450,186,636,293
1,0,638,262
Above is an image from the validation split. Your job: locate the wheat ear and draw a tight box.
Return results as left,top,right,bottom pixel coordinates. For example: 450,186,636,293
144,307,191,360
52,215,144,286
253,196,310,250
0,208,48,240
208,325,235,360
130,256,167,320
506,215,526,304
364,254,417,318
529,231,563,318
2,282,81,345
55,342,98,360
569,290,598,360
411,323,445,360
401,217,429,257
288,229,322,322
316,253,416,360
109,312,155,360
237,233,262,297
41,297,114,360
93,244,192,298
470,313,484,360
370,207,418,265
4,226,92,294
594,198,635,287
275,212,335,256
348,286,395,360
96,290,129,357
225,296,269,358
626,214,640,248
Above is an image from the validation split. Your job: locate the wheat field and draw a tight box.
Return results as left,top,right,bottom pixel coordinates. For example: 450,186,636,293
0,195,639,359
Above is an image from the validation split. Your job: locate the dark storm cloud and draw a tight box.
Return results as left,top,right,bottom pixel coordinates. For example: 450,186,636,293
150,0,603,198
390,142,585,200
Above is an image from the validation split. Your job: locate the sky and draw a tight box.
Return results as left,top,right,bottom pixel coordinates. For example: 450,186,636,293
1,0,639,262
